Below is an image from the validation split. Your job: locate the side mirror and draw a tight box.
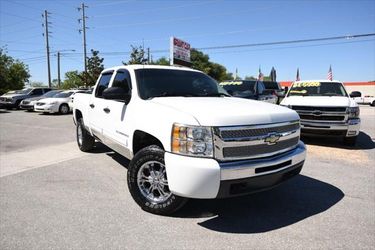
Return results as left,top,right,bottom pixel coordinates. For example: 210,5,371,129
103,87,131,104
349,91,361,98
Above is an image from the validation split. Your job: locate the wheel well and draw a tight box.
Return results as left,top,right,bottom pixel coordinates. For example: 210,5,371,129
75,109,83,121
133,130,164,154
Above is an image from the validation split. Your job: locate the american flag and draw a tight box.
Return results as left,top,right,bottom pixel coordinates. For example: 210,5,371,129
296,68,300,81
327,65,333,81
258,67,264,81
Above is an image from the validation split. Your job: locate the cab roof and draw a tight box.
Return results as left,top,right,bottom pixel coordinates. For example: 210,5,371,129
101,64,200,74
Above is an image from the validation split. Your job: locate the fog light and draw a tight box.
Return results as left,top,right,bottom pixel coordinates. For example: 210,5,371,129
348,131,357,136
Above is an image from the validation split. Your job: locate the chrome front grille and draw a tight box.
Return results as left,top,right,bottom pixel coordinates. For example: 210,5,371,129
291,106,348,123
214,121,300,161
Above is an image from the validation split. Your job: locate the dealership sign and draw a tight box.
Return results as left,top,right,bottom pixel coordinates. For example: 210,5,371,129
170,37,191,67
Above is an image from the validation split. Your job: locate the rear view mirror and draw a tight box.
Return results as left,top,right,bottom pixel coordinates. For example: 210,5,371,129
103,87,131,104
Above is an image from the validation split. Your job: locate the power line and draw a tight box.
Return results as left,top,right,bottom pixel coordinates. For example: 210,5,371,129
197,33,375,51
94,6,279,29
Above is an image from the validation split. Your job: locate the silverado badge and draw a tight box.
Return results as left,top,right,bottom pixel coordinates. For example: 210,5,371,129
264,133,281,145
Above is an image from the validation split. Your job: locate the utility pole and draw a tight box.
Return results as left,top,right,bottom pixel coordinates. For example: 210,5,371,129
57,51,60,88
56,49,75,89
147,47,150,64
43,10,52,87
78,3,88,86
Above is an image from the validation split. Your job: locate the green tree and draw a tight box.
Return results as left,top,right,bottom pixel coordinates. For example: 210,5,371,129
244,75,257,80
61,70,84,89
152,57,169,66
190,49,228,82
125,45,145,65
83,49,104,87
30,81,46,87
0,49,30,94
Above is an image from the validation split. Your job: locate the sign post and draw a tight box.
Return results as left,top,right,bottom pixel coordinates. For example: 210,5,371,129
170,37,191,67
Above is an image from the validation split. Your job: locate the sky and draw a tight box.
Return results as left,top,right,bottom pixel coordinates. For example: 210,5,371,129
0,0,374,84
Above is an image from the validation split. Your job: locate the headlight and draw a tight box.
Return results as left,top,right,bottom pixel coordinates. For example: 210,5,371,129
348,107,360,118
49,101,58,105
171,124,213,157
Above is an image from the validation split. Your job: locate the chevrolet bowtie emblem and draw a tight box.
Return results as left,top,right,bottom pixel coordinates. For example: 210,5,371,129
264,133,281,145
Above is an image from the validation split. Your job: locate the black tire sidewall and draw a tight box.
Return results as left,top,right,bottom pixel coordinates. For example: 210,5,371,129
59,104,69,114
127,146,187,215
76,118,94,151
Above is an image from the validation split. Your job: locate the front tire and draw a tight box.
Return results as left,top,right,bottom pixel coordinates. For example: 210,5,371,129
371,101,375,107
59,104,69,114
127,146,187,215
76,118,95,152
344,136,357,146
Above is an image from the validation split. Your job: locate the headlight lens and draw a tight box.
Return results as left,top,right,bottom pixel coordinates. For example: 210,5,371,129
49,101,58,105
348,107,360,118
171,124,213,157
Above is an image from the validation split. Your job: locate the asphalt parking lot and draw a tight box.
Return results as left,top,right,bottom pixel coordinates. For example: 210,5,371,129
0,107,374,249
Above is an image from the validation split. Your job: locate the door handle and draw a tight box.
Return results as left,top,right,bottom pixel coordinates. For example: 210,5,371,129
103,107,110,113
89,104,95,108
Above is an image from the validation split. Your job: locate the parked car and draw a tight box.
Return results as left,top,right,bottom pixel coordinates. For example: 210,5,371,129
219,80,277,104
73,65,306,215
350,91,375,106
0,87,53,109
34,90,80,114
20,90,62,111
281,80,360,145
262,81,285,104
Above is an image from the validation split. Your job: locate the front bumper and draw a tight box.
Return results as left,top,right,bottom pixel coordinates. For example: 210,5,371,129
300,118,360,137
0,101,17,109
20,104,35,110
164,141,306,199
34,104,59,113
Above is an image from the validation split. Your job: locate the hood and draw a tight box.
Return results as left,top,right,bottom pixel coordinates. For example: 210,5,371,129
1,94,28,99
281,96,353,107
151,97,299,126
37,97,70,104
23,96,44,102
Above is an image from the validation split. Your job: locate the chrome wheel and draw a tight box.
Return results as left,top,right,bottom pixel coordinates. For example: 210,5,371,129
137,161,171,204
60,104,69,114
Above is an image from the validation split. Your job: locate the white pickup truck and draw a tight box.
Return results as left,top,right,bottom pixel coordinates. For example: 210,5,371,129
350,91,375,106
73,65,306,215
281,80,360,145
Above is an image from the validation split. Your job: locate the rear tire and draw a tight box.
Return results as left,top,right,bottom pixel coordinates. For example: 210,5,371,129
127,145,188,215
344,136,357,146
76,118,95,152
371,101,375,107
59,104,69,114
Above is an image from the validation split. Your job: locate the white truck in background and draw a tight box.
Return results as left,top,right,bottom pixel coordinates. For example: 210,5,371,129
350,91,375,106
281,80,360,145
73,65,306,215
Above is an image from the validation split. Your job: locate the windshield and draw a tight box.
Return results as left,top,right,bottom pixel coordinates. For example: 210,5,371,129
135,69,229,99
288,82,348,97
263,81,280,90
54,91,73,98
15,88,33,94
219,80,256,97
43,90,61,98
